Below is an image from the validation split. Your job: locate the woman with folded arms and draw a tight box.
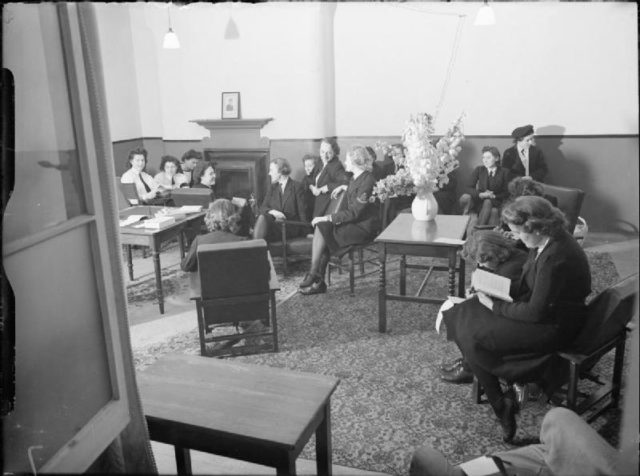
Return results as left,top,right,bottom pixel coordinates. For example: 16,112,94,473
310,137,349,218
441,196,591,442
154,155,188,190
299,145,379,295
120,147,164,205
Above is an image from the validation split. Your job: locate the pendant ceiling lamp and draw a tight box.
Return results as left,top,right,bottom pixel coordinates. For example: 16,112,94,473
474,0,496,26
224,15,240,40
163,4,180,49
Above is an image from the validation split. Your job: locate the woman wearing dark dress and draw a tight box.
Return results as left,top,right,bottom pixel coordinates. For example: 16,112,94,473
190,161,216,200
300,154,321,222
180,198,246,272
253,157,308,242
442,196,591,442
501,125,548,182
310,137,349,217
298,145,379,295
459,146,510,225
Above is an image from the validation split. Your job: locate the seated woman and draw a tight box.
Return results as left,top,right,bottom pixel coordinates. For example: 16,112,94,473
310,137,349,218
120,147,165,205
442,196,591,442
181,198,247,272
180,149,203,187
154,155,188,190
440,230,528,383
299,145,379,295
301,154,321,220
253,158,308,242
459,146,510,226
190,160,216,198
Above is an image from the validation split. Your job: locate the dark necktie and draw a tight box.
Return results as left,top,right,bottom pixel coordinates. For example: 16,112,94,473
171,176,175,186
139,174,152,193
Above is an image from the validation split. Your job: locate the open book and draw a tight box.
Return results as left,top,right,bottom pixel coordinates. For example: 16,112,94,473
119,214,147,227
471,269,513,302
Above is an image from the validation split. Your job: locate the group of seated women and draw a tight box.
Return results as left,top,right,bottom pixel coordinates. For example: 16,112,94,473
120,147,216,205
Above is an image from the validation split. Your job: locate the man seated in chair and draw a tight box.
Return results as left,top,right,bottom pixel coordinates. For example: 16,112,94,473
459,146,510,226
253,157,308,243
181,198,247,272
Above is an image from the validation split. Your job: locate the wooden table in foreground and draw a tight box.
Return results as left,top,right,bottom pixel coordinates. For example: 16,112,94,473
119,206,205,314
138,354,340,476
375,214,470,333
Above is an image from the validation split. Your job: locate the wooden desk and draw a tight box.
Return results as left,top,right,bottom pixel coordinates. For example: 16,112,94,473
375,214,469,333
138,354,340,476
119,206,205,314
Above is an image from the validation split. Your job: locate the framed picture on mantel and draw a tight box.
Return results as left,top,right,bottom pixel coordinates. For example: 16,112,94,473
221,91,241,119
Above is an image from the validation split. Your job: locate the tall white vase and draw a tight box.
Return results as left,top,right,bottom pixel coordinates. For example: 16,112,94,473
411,191,438,221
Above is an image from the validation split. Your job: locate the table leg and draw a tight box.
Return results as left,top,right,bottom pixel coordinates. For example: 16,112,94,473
447,249,457,296
277,455,297,476
151,244,164,314
315,401,333,476
458,256,466,297
270,290,279,352
399,254,406,296
378,244,387,333
178,232,186,259
126,245,133,281
174,446,192,476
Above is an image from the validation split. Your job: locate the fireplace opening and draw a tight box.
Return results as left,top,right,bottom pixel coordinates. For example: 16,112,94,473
204,149,269,202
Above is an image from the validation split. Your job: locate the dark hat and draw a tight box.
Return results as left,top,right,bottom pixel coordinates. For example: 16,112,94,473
511,124,534,140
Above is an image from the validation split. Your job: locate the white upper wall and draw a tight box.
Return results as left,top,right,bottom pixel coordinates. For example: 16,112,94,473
93,2,638,140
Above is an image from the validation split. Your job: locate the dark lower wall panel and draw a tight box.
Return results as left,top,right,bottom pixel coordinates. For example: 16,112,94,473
111,135,638,232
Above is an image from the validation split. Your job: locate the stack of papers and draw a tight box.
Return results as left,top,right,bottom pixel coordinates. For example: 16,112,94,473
143,216,176,229
119,214,147,227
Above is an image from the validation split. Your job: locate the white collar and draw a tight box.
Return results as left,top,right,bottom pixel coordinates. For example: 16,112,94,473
352,169,364,180
535,237,550,258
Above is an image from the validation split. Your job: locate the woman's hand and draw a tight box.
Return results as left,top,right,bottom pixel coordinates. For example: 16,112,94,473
331,185,347,199
311,215,330,226
268,210,286,221
310,185,321,196
476,291,494,310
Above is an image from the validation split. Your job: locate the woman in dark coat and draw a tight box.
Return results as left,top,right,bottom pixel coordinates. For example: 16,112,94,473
253,157,308,242
501,125,548,182
310,137,349,217
181,198,246,272
442,196,591,442
299,145,379,295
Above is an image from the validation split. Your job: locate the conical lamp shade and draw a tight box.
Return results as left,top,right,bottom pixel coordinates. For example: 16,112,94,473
163,28,180,49
224,16,240,40
474,4,496,26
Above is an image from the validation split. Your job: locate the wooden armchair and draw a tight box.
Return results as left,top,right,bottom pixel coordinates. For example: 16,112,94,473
473,273,638,421
193,239,278,357
541,184,585,234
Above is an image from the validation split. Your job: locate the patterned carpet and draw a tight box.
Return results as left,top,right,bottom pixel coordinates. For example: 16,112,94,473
131,252,623,475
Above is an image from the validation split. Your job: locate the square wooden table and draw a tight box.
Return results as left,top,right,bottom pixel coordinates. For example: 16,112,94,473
138,354,340,476
119,206,205,314
375,214,469,332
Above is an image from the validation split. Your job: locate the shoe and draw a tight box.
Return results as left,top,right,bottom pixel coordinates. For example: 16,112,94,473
512,383,529,409
440,364,473,384
299,273,319,289
299,280,327,295
495,391,519,443
440,357,464,373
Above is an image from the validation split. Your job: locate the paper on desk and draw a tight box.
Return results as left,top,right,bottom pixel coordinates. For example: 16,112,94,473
231,197,247,208
178,205,203,213
435,296,466,334
119,214,147,227
433,237,465,245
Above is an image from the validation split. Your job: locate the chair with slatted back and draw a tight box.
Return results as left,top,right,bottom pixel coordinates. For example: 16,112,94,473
193,239,278,357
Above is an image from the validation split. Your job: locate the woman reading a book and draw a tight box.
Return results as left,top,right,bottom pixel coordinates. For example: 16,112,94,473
441,196,591,443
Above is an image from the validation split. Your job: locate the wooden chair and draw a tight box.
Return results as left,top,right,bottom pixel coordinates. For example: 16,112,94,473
171,187,214,208
267,190,346,275
473,274,638,421
541,184,585,234
193,239,278,357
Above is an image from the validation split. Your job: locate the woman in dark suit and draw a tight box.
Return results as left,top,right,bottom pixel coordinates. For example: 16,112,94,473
253,157,308,242
299,145,379,295
501,125,548,182
459,146,510,225
310,137,349,217
301,154,321,220
442,196,591,442
181,198,246,272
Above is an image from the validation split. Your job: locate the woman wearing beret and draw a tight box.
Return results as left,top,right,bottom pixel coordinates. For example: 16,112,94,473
441,196,591,442
299,145,379,295
501,125,548,182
